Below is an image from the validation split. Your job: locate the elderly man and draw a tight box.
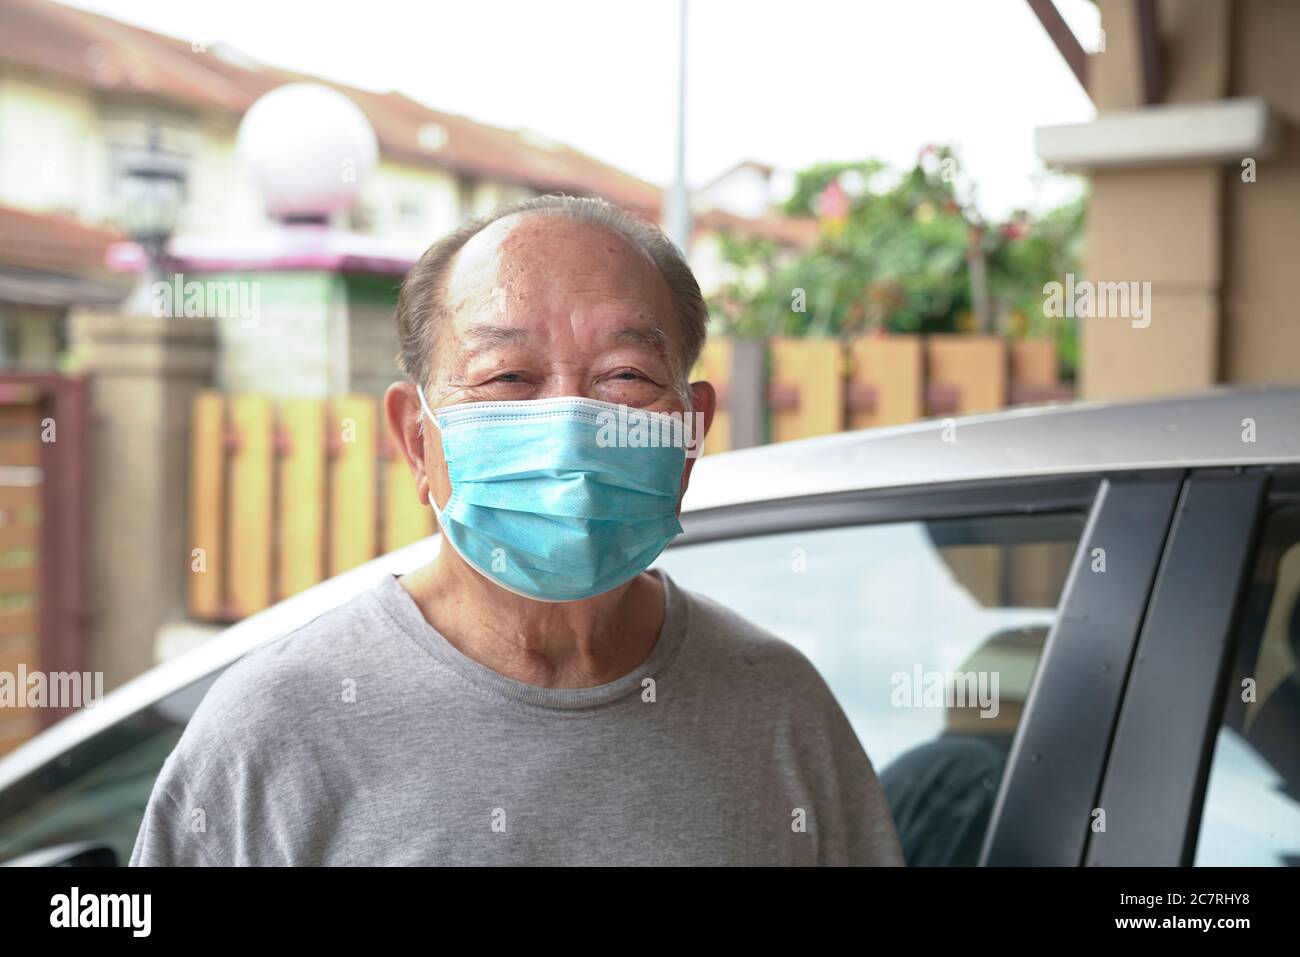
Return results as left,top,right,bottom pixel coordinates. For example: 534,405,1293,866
130,195,903,866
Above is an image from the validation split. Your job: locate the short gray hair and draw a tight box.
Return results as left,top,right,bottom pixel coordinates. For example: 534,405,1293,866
395,194,708,397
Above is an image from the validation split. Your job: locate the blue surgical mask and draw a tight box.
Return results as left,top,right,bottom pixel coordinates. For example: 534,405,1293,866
418,387,688,602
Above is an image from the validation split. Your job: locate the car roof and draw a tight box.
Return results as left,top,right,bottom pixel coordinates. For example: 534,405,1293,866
2,386,1297,788
681,386,1300,512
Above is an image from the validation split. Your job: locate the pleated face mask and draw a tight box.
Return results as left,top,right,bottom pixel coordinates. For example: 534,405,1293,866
418,387,689,602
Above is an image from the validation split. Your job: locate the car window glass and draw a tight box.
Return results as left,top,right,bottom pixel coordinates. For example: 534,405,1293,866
654,509,1084,865
1195,506,1300,866
0,670,221,865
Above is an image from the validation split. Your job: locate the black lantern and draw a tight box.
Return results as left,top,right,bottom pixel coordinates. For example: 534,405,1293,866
120,122,185,264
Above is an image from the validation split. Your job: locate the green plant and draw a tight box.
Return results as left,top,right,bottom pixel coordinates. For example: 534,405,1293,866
706,148,1086,378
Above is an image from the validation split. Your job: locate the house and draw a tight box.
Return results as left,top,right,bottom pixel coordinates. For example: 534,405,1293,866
0,0,818,375
0,204,130,368
1029,0,1300,398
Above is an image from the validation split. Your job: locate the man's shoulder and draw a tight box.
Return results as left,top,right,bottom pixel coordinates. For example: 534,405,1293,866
673,579,834,703
182,578,402,747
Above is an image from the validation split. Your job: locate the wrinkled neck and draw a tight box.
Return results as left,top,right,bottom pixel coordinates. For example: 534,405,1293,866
405,546,665,689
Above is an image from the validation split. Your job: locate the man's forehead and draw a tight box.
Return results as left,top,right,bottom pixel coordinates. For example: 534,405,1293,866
458,322,669,350
445,213,663,312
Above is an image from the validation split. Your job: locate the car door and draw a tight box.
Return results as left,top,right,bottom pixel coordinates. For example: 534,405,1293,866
0,671,221,866
656,471,1183,865
1087,466,1300,866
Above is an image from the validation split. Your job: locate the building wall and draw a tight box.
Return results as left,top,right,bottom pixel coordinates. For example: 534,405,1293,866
355,159,462,246
697,165,772,218
0,302,64,369
0,67,101,217
346,273,405,397
466,179,536,218
183,116,265,236
1221,0,1300,385
1081,0,1300,399
688,232,727,297
211,271,349,396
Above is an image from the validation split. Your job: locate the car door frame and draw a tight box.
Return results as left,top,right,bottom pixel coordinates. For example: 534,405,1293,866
1083,465,1300,866
674,469,1185,866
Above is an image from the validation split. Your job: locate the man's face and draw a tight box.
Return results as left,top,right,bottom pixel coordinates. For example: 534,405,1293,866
418,213,710,512
430,214,686,411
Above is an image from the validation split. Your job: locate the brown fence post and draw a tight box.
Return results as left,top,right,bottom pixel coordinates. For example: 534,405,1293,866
729,338,766,450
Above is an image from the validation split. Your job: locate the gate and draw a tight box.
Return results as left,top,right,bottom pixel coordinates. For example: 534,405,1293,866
0,374,88,755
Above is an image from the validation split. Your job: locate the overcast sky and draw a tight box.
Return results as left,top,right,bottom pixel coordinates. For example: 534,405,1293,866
59,0,1100,218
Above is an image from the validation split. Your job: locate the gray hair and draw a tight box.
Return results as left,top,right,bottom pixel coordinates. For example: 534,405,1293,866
395,194,707,401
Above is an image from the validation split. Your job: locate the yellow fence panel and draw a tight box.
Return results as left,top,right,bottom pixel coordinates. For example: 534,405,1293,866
227,395,273,617
769,338,845,443
187,392,225,620
329,396,377,577
848,335,924,430
1011,339,1059,389
383,446,434,554
277,398,326,600
926,334,1008,416
692,338,732,455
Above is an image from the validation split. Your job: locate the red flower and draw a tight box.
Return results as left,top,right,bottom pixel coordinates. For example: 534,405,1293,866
817,179,851,221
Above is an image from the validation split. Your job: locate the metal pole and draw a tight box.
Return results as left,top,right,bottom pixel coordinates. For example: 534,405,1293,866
665,0,691,254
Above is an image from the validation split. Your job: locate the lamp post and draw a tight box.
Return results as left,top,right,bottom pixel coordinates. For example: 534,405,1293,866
665,0,691,254
120,122,184,315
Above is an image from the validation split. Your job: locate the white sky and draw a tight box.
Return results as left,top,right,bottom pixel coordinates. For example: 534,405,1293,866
58,0,1100,218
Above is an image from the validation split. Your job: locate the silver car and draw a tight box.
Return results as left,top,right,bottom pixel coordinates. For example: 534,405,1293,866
2,388,1299,866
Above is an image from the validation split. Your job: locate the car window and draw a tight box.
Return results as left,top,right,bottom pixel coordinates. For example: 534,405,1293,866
0,671,221,866
653,508,1084,865
1195,505,1300,866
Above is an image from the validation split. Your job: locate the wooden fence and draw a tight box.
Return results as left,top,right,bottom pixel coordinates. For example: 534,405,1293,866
0,374,88,756
697,334,1068,454
187,392,432,622
187,334,1069,622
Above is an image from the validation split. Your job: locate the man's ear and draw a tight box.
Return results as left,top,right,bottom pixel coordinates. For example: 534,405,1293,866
385,382,431,506
679,380,717,494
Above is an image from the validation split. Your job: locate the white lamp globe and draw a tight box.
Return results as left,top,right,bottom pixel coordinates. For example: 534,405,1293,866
236,82,379,221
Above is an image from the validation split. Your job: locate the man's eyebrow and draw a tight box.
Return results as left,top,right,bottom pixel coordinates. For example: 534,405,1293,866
459,325,533,360
605,325,671,354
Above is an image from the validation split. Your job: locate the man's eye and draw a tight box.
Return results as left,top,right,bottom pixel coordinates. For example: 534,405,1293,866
492,373,526,383
612,371,643,381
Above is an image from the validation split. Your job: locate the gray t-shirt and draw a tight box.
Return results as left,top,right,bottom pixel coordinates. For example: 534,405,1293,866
130,569,903,866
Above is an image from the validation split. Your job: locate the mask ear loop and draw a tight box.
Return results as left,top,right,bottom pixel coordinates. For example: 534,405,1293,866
416,384,447,516
416,386,538,599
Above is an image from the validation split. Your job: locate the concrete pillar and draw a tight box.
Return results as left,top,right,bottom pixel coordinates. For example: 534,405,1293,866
1080,0,1231,401
67,311,214,690
1079,0,1300,400
1221,0,1300,385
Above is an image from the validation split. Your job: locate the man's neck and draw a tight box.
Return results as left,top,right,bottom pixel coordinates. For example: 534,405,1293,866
399,552,666,689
